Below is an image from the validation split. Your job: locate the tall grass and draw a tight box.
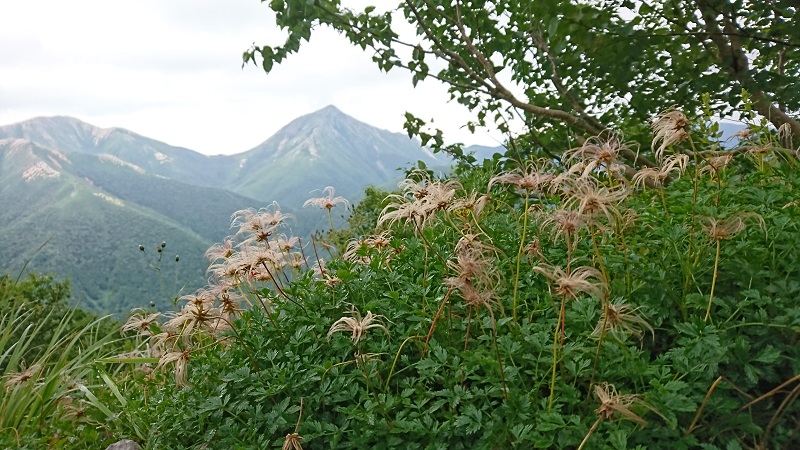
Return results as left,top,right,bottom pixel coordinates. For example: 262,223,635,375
0,279,117,446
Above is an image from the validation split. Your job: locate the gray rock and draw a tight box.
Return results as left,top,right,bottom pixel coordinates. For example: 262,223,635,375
105,440,142,450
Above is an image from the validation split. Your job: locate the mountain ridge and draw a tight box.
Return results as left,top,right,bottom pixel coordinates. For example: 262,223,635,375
0,106,458,313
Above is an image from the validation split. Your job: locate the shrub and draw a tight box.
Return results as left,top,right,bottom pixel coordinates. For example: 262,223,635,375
113,115,799,449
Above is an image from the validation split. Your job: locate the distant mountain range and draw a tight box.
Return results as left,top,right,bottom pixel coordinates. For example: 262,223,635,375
0,106,459,313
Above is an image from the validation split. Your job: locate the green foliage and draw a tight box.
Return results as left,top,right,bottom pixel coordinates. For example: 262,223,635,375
0,274,121,449
103,119,799,449
0,274,117,361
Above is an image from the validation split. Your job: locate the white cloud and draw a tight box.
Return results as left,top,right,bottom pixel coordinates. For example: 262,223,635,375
0,0,508,155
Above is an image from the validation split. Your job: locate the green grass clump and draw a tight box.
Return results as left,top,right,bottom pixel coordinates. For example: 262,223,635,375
0,274,121,449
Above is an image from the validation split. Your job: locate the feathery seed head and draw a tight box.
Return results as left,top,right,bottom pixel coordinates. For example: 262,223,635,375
651,109,690,161
488,158,554,193
563,134,630,179
205,239,235,262
593,301,654,340
378,178,461,231
533,264,606,300
540,209,589,245
699,154,734,178
565,177,628,224
231,203,293,241
157,349,191,387
303,186,349,211
702,212,765,241
593,382,648,426
445,277,495,308
448,190,490,220
122,310,162,337
3,363,41,390
327,308,390,344
632,154,689,189
524,237,543,262
282,433,304,450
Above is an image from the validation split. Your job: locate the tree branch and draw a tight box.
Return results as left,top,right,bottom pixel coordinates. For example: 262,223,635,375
449,1,610,139
694,0,800,141
529,22,606,132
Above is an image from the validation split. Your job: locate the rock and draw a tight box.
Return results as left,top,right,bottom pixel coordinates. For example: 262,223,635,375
105,440,142,450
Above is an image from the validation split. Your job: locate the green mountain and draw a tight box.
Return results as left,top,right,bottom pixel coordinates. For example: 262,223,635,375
0,116,237,188
0,138,214,313
230,105,447,206
0,106,452,313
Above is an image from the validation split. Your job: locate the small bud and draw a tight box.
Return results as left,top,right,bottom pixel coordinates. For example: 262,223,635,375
149,301,156,307
157,247,162,253
175,255,180,262
161,241,167,249
138,245,145,252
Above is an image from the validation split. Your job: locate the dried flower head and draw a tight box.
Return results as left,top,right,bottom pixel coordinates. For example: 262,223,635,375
163,291,228,341
632,154,689,189
156,349,191,387
524,238,543,262
61,398,89,422
327,308,390,344
444,277,495,308
539,209,589,246
378,177,461,231
563,135,630,179
445,234,499,308
488,158,554,193
777,122,794,150
121,310,162,337
448,190,490,220
651,109,690,161
699,153,734,178
593,382,648,426
275,235,301,253
4,363,41,390
731,127,753,141
207,281,243,318
205,238,235,262
533,264,606,301
593,301,654,340
282,433,304,450
231,203,293,244
287,252,306,269
303,186,349,211
343,231,394,264
702,212,765,241
565,177,628,224
447,246,497,292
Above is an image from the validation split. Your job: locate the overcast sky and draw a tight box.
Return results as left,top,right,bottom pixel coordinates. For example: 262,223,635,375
0,0,506,155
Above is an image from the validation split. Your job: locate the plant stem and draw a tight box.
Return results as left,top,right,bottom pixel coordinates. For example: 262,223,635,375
588,302,610,400
512,191,530,323
548,296,563,411
704,238,721,322
486,306,508,400
423,287,455,355
577,416,604,450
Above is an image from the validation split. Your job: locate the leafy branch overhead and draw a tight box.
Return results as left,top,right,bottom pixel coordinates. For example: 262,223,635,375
245,0,799,162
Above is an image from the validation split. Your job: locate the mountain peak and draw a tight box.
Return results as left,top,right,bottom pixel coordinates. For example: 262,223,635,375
318,104,342,114
297,104,350,124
